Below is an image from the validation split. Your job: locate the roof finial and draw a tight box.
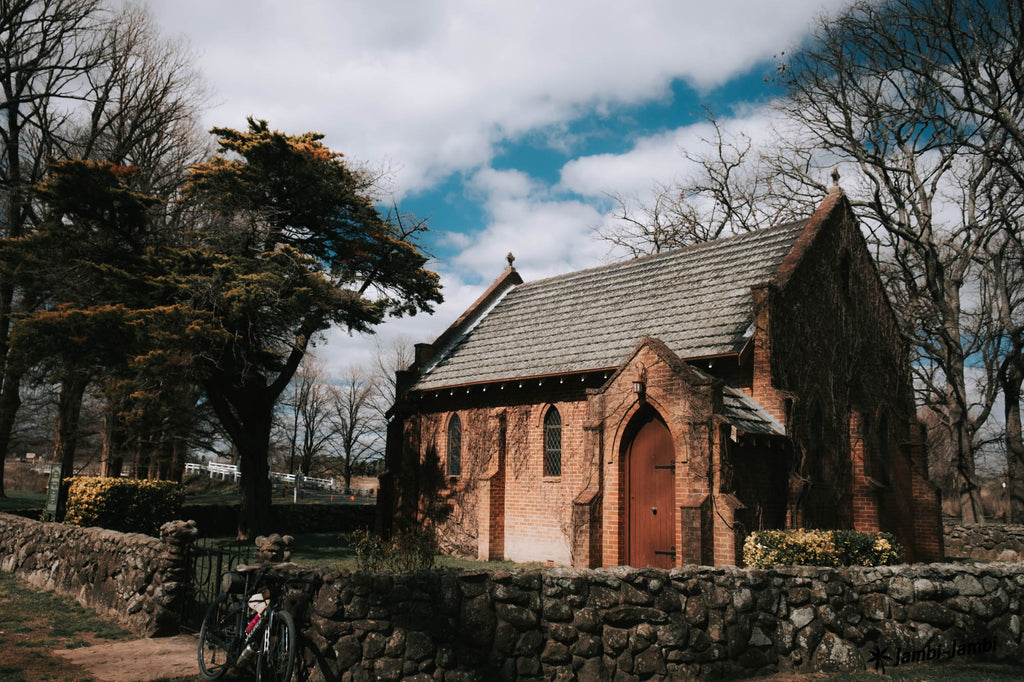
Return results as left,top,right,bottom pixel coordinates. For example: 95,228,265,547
829,167,842,194
506,252,515,269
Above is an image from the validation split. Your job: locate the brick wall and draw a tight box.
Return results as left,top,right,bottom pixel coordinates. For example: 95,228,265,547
400,380,602,565
849,409,881,533
763,194,940,561
591,340,719,568
386,195,943,570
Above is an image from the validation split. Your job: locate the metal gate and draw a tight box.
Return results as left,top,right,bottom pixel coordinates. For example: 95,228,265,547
180,539,253,631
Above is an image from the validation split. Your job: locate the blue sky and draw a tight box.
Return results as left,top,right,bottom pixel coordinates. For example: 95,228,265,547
147,0,854,371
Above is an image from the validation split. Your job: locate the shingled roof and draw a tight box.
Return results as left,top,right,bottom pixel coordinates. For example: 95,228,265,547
414,219,809,391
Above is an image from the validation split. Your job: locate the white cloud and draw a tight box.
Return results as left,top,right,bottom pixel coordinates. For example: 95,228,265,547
148,0,852,196
144,0,854,375
451,168,608,282
373,107,787,357
560,108,781,200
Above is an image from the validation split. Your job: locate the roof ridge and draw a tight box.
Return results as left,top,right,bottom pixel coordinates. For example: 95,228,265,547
517,219,808,290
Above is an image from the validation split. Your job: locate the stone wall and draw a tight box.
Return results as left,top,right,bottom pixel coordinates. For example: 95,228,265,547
4,508,1023,678
0,512,195,636
290,562,1024,681
945,523,1024,562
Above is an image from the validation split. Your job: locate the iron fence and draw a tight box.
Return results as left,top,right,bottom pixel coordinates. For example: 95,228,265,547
180,538,253,632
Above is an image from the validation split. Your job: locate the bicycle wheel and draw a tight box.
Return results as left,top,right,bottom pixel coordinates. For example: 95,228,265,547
197,593,243,680
256,608,296,682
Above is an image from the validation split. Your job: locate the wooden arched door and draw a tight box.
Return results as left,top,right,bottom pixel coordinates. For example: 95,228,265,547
625,411,676,568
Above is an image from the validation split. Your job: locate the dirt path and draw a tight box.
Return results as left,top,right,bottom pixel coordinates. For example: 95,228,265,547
53,635,201,682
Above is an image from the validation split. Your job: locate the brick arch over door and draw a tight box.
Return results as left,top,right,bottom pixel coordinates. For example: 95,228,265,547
620,406,676,568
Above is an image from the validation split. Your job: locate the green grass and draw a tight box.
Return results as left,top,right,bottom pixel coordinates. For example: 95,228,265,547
0,571,132,681
0,489,45,512
0,571,204,682
202,531,531,572
768,660,1024,680
180,474,351,506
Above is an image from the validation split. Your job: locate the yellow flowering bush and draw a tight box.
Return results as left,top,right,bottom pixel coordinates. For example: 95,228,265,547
743,529,903,568
63,476,184,536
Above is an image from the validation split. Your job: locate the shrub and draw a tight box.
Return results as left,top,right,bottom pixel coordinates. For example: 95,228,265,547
832,529,903,566
743,528,903,568
63,476,184,536
346,527,437,572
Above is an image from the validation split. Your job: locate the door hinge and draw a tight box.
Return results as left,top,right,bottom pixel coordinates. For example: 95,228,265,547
654,463,676,473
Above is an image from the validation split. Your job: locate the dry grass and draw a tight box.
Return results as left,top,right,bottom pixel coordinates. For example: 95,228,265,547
2,460,49,493
942,477,1012,521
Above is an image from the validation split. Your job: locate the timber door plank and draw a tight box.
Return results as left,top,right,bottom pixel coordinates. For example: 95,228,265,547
627,415,675,569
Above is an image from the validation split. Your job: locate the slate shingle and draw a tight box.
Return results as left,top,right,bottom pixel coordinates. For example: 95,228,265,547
415,220,808,390
721,386,786,436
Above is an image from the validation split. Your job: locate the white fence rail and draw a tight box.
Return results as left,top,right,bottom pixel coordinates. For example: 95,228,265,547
183,462,376,496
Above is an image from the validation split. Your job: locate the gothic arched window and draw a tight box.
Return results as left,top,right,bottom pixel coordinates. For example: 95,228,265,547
544,406,562,477
877,412,892,486
447,414,462,477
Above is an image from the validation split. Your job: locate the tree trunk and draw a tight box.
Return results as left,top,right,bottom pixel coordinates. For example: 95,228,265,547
0,96,25,499
344,452,353,491
53,373,89,514
100,401,117,477
170,438,185,483
1004,355,1024,523
949,395,985,524
205,380,276,540
237,438,273,540
132,439,145,479
942,311,986,524
0,367,23,497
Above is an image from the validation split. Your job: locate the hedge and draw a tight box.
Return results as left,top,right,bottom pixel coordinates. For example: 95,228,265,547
743,528,903,567
63,476,183,536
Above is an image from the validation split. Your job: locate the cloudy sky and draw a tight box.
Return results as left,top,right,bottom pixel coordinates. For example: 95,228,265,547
147,0,853,372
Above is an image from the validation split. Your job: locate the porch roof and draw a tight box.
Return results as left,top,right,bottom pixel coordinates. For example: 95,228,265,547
721,386,786,437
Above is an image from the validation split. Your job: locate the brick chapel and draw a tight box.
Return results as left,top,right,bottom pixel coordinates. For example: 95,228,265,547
377,184,944,568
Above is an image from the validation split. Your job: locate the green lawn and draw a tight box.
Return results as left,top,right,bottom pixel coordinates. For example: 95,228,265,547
203,531,531,572
766,661,1024,681
0,570,131,681
0,571,205,682
0,489,45,512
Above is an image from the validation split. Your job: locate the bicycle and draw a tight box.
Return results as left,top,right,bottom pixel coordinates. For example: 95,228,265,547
197,565,311,681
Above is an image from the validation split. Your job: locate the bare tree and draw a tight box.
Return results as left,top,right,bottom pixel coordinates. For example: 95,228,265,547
596,112,812,257
369,336,413,422
592,0,1024,524
0,0,104,497
328,366,381,490
66,2,209,202
0,0,207,495
768,0,1024,523
971,173,1024,521
274,357,337,477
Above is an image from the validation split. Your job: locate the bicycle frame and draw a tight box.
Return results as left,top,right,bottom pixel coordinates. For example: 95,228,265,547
198,566,311,681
